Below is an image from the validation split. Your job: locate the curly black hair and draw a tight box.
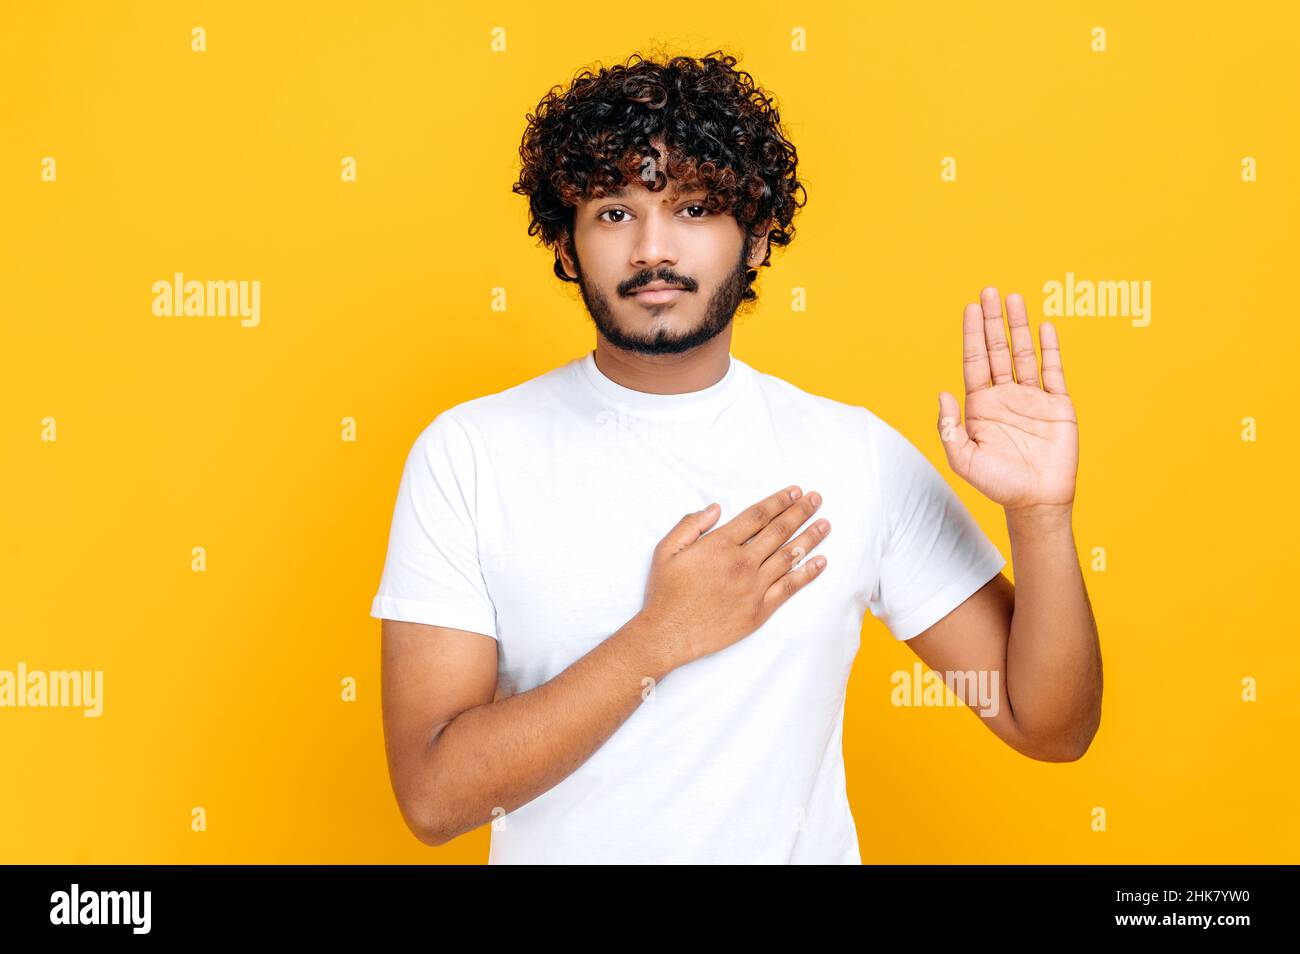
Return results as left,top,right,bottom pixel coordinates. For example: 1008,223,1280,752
512,50,807,304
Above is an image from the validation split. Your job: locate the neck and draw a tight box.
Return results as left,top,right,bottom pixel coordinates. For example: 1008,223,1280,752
591,332,733,395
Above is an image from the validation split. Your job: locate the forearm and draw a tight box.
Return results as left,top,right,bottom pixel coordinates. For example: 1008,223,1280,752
1004,505,1102,759
420,613,681,845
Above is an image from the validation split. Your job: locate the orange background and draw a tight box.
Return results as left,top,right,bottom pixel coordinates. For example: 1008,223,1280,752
1,1,1296,862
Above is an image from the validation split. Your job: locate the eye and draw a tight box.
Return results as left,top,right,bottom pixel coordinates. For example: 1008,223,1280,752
596,204,712,224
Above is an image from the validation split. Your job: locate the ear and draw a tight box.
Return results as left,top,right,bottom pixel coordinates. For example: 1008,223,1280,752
745,220,772,267
556,229,579,279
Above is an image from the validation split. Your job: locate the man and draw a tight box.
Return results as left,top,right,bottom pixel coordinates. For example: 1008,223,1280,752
371,51,1102,863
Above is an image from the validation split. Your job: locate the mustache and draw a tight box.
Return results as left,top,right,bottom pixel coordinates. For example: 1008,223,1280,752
620,276,698,295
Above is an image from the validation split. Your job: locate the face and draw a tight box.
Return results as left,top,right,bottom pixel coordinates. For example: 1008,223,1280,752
558,159,770,356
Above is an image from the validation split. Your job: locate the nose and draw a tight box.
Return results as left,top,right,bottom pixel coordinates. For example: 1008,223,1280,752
629,209,679,270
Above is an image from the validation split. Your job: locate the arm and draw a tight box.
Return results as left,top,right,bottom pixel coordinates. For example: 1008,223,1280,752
382,615,675,847
903,508,1102,762
909,285,1101,762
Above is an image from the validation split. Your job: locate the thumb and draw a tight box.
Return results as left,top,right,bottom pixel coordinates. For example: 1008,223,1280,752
936,392,970,463
659,503,720,556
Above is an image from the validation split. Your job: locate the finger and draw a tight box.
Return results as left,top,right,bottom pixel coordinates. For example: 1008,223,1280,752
717,485,802,546
1005,292,1039,387
980,286,1015,385
937,391,971,461
744,491,822,559
760,553,827,617
757,513,831,588
962,303,991,394
1038,322,1068,395
657,502,721,556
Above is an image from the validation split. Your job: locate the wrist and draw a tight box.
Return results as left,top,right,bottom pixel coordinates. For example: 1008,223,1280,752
625,610,692,677
1005,502,1074,532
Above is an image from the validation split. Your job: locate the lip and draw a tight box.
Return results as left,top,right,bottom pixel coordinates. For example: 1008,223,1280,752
632,287,686,304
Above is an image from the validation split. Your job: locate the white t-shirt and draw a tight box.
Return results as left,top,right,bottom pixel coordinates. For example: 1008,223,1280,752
371,349,1006,863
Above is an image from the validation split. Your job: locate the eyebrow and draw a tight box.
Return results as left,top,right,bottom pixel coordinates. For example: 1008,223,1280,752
598,184,703,201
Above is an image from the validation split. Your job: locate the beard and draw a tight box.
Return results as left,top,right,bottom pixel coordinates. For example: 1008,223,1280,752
572,240,751,356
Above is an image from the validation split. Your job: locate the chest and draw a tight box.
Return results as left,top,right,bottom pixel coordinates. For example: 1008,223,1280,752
474,420,881,685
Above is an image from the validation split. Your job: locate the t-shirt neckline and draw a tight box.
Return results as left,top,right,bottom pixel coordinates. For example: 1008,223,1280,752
577,348,752,422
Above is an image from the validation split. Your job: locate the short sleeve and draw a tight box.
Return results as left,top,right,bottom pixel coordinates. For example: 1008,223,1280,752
865,411,1006,641
370,412,499,639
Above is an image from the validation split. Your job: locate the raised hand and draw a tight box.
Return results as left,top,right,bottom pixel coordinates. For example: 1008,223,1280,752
936,286,1079,515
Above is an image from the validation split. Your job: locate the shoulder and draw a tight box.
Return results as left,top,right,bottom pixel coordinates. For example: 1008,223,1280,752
745,360,898,451
411,357,580,452
743,361,940,487
746,361,875,425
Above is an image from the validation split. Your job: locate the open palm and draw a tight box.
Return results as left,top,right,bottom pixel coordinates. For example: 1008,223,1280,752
937,287,1078,513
